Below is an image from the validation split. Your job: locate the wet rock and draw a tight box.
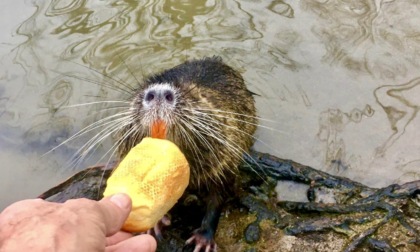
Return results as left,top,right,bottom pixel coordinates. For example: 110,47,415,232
244,222,260,243
39,150,420,252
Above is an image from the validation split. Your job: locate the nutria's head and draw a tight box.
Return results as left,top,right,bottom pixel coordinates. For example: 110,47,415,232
131,82,181,138
117,57,257,188
124,77,216,155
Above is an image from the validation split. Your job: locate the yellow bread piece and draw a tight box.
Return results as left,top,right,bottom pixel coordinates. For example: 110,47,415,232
103,137,190,232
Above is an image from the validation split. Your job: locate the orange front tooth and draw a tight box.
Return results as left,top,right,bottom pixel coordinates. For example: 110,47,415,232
151,119,167,139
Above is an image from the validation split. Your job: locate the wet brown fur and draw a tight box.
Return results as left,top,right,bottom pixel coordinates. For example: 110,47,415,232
117,56,257,194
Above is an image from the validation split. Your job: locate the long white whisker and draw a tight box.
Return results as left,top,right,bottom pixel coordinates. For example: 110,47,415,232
176,113,223,186
57,73,133,96
182,113,241,161
180,113,227,165
185,108,279,157
43,111,132,156
58,59,137,94
183,112,268,181
188,105,278,123
96,119,138,167
190,109,286,135
65,115,134,169
176,118,207,168
62,101,131,109
94,119,146,197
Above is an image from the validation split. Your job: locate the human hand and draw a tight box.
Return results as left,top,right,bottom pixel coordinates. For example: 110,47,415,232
0,194,156,252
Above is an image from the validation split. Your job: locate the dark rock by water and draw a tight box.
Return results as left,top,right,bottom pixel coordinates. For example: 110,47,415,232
39,150,420,252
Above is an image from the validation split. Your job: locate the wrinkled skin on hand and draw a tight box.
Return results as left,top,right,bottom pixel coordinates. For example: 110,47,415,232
0,194,156,252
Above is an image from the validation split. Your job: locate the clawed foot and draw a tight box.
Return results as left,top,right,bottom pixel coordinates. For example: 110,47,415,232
144,215,171,240
185,228,217,252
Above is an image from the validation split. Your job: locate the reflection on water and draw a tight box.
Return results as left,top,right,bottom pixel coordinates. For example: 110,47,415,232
302,0,420,79
374,78,420,156
317,105,375,174
1,0,420,209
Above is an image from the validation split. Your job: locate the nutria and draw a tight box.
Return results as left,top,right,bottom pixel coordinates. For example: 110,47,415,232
117,56,257,251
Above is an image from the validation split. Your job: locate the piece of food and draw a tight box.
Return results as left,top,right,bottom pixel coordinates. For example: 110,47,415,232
103,137,190,232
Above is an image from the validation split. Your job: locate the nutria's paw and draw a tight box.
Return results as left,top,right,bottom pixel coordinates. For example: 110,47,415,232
185,228,217,252
145,215,171,240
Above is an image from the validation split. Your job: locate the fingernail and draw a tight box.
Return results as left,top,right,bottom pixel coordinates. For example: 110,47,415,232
110,193,131,209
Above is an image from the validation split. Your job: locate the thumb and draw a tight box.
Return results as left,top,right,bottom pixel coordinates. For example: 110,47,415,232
99,193,132,236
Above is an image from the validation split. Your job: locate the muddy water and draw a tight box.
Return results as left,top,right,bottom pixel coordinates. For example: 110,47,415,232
1,0,420,210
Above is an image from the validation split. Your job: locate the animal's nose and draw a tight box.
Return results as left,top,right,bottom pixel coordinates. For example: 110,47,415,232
143,86,175,106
